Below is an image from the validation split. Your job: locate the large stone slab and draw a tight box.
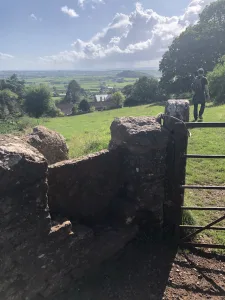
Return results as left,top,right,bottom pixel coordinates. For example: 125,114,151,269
48,150,124,223
24,126,69,165
164,99,190,124
109,116,168,153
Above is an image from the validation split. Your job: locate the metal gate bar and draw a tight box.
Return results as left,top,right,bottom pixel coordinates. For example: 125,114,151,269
180,225,225,231
185,154,225,158
177,121,225,249
181,206,225,211
181,185,225,190
181,214,225,242
180,243,225,249
177,122,225,128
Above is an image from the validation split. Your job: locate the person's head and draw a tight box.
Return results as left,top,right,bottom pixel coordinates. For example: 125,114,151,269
197,68,204,77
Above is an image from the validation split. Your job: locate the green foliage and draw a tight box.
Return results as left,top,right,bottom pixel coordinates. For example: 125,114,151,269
72,104,79,115
160,0,225,95
0,89,21,119
16,116,37,131
111,91,125,108
0,74,25,99
65,80,81,103
208,55,225,104
124,76,159,106
79,99,90,112
24,84,52,118
52,86,59,97
89,105,95,113
46,102,65,117
122,84,133,97
116,70,147,78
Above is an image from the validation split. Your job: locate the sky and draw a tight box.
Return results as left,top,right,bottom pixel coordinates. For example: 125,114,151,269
0,0,215,70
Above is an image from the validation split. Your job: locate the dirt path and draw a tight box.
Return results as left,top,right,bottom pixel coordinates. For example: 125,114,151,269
165,250,225,299
57,238,225,300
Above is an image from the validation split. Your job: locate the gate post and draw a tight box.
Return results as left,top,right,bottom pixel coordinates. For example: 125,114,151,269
163,100,190,240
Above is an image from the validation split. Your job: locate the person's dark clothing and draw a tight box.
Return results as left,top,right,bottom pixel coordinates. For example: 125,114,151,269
192,76,208,120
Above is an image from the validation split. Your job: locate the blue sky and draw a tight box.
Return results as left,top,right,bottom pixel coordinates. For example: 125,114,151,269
0,0,214,70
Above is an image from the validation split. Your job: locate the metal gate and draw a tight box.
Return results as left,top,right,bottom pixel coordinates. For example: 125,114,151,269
177,122,225,250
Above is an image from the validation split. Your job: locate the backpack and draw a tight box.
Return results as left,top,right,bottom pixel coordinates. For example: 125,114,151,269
192,76,203,94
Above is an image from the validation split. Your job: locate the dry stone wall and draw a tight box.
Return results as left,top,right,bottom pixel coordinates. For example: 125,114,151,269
0,135,137,300
0,100,190,299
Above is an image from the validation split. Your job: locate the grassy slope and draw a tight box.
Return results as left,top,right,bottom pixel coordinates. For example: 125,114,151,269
42,104,163,157
42,103,225,249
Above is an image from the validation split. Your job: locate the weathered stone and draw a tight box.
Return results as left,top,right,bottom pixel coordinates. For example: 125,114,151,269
164,99,190,124
0,134,47,195
109,116,168,153
24,125,69,165
0,136,138,300
108,117,169,227
48,150,124,223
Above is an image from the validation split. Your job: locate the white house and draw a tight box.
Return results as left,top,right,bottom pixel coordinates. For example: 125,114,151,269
94,94,110,102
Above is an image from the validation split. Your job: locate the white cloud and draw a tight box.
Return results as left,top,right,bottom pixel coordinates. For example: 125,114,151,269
0,52,14,60
30,13,37,21
30,13,42,22
78,0,105,8
61,6,79,18
41,0,216,69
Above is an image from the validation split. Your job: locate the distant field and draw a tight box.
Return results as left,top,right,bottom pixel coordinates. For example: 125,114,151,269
40,103,225,250
25,75,137,95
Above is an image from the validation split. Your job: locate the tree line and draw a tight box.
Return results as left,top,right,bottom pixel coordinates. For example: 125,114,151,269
159,0,225,104
0,75,63,119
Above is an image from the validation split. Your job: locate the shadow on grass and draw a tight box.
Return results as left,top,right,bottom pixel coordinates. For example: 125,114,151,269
57,235,177,300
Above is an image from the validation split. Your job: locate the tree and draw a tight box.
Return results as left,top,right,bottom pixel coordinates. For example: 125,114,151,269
53,86,59,97
160,0,225,95
24,85,52,118
79,99,90,112
72,104,79,115
111,92,125,107
208,55,225,104
0,74,25,99
122,84,133,97
132,76,159,104
65,80,81,103
0,89,21,119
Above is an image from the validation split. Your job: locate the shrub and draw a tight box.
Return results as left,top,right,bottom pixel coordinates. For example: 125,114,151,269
24,84,52,118
124,97,138,107
16,116,37,131
79,99,90,112
72,104,79,115
89,106,95,113
0,89,21,119
208,55,225,104
46,102,64,117
111,91,125,107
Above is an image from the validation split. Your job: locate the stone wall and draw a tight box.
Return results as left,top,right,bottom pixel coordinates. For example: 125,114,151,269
0,100,189,299
48,116,169,229
48,149,124,224
0,135,137,300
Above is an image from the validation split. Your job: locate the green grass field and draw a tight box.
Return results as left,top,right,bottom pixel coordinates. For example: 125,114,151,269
26,75,137,95
41,103,225,250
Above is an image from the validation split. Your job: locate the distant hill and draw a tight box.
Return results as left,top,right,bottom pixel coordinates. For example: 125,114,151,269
116,70,148,78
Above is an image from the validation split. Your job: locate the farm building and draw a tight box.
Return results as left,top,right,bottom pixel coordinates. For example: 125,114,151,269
91,94,117,111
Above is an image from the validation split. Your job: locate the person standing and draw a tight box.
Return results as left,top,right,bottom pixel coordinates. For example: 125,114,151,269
191,68,210,121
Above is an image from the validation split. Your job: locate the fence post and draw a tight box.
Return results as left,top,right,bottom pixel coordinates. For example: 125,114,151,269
163,100,190,241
